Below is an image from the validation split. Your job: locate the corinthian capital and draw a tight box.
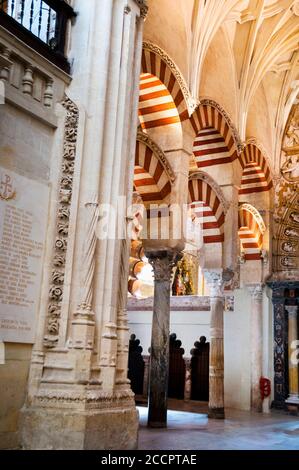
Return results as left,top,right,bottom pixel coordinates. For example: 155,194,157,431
134,0,148,18
204,270,224,298
248,284,263,302
147,250,181,282
285,305,298,318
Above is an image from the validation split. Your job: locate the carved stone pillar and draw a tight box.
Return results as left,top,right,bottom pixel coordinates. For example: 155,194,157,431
285,305,299,405
21,0,147,450
204,271,225,419
248,284,263,412
147,250,181,428
184,358,192,401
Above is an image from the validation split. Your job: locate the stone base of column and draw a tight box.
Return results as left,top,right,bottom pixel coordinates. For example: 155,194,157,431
285,398,299,415
20,404,139,450
148,420,167,429
208,407,225,419
286,395,299,405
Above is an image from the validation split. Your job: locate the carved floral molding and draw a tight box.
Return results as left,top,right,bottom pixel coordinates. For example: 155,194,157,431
44,95,79,349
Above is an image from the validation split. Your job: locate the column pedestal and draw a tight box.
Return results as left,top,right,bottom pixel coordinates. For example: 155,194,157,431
147,250,180,428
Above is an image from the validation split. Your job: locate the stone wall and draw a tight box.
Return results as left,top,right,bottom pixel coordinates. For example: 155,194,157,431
0,25,70,449
0,344,32,449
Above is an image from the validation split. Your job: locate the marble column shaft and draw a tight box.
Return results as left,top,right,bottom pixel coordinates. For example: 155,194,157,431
205,271,225,419
248,284,263,412
286,305,299,403
147,251,180,428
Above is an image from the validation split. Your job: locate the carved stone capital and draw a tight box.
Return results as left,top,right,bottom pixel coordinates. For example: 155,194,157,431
203,271,224,298
147,250,182,282
134,0,148,18
74,303,95,319
248,284,263,302
285,305,298,318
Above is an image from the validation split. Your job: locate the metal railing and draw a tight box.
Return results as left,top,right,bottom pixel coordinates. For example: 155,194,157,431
0,0,75,72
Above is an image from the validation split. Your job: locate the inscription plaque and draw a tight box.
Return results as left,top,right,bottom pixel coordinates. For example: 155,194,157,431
0,169,49,343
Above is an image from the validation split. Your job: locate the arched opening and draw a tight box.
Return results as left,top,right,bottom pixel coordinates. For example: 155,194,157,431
185,176,225,294
134,139,171,203
128,138,175,299
193,127,234,168
139,73,181,130
238,204,266,261
190,103,239,168
239,143,273,196
141,46,189,123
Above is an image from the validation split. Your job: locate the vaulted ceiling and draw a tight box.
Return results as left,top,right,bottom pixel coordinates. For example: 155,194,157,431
144,0,299,172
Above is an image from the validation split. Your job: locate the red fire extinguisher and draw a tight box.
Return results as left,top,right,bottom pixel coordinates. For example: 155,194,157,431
260,377,271,400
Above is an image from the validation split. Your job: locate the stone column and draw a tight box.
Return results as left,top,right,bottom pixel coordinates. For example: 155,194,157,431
147,250,180,428
21,0,147,451
204,271,225,419
248,284,263,412
285,305,299,405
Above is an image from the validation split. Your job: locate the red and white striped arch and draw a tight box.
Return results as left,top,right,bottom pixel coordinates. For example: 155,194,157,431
188,178,225,244
190,104,238,169
139,74,181,130
239,144,273,195
238,205,266,261
134,140,172,204
139,47,189,130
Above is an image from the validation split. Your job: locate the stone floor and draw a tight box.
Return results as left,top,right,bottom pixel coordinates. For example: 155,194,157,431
137,403,299,450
